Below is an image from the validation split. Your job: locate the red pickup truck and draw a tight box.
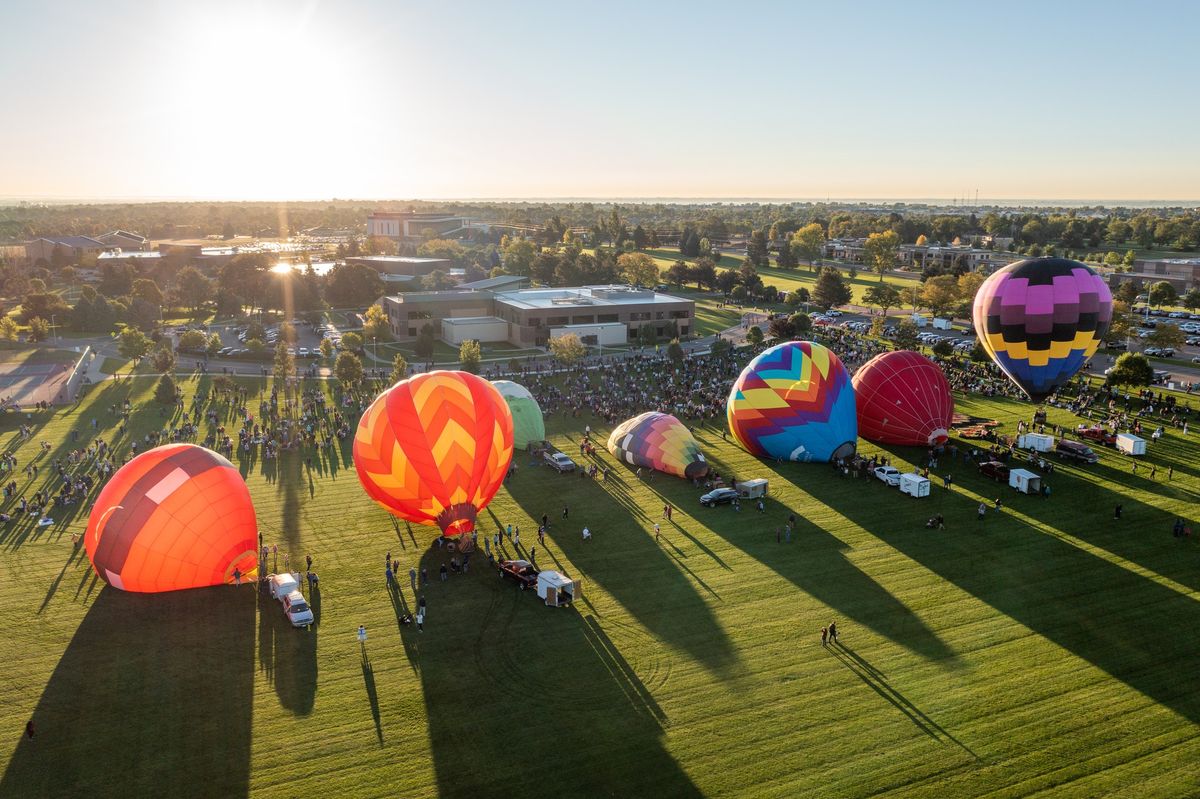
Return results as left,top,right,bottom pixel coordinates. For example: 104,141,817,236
1075,425,1117,446
498,559,539,590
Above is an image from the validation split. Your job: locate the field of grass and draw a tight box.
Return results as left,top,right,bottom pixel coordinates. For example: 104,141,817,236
0,367,1198,797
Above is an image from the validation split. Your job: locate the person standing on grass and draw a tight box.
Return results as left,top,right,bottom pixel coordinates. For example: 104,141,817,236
542,513,549,530
994,497,1003,512
829,621,838,644
416,608,424,632
440,563,448,581
821,627,828,647
25,720,34,740
978,503,986,522
582,526,591,541
654,523,660,542
1115,503,1123,520
358,625,367,649
409,567,417,592
420,566,428,586
538,526,545,545
563,505,569,520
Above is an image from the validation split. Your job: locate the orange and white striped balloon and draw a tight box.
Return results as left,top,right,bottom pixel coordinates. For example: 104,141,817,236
353,371,514,537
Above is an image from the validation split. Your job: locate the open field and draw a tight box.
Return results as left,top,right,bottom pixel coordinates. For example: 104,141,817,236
0,367,1198,797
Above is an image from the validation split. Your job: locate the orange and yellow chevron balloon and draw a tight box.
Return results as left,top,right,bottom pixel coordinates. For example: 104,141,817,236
353,371,514,537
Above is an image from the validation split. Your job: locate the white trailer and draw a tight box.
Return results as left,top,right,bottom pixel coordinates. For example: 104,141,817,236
911,313,928,328
737,478,769,499
1017,433,1055,452
899,473,930,498
932,317,953,330
536,570,579,607
1116,433,1146,456
1009,468,1042,495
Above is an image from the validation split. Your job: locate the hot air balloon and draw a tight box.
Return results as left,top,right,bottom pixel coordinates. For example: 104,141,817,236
852,350,954,446
491,380,545,448
354,370,513,537
84,444,259,593
607,411,709,479
973,257,1112,401
727,341,857,463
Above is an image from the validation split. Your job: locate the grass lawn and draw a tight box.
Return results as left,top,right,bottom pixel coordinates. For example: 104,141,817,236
0,369,1198,797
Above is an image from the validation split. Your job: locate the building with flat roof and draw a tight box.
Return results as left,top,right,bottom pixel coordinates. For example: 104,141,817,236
25,236,108,265
1110,258,1200,293
368,211,467,241
345,255,453,276
96,230,149,251
382,284,695,347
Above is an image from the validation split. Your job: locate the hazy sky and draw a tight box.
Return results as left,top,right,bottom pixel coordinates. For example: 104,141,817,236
1,0,1197,202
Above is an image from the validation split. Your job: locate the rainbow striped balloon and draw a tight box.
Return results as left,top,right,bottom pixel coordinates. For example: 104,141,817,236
353,371,513,537
607,411,709,479
727,341,858,463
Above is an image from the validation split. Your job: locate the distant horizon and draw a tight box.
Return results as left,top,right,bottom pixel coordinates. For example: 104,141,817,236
3,194,1199,210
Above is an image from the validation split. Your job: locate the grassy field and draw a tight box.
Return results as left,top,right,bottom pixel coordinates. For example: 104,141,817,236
0,368,1198,797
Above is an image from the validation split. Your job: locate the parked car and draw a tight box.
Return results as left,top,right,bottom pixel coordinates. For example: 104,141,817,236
700,487,739,507
281,590,314,627
873,466,901,486
498,559,539,590
978,461,1011,481
1076,425,1116,446
298,347,310,357
543,450,577,473
1105,340,1128,351
1056,439,1098,464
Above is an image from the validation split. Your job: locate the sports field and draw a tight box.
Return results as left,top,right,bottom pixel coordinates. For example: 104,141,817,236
0,370,1198,797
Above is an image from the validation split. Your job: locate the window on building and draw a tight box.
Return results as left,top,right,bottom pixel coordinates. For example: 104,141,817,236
597,313,619,323
547,316,569,326
670,310,690,319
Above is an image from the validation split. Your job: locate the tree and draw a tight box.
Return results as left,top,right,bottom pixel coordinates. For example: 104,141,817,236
1106,353,1153,387
177,330,207,352
273,340,295,386
154,374,178,405
389,353,409,384
1147,324,1185,349
915,234,929,246
617,252,659,287
862,283,901,317
341,331,363,352
27,317,50,343
0,316,17,341
768,316,794,340
691,258,718,290
893,320,920,351
132,278,164,307
549,333,586,365
1115,281,1141,305
1148,281,1177,308
1181,288,1200,312
118,328,152,359
970,341,989,363
502,238,538,276
177,267,212,312
666,261,690,289
791,223,825,270
863,231,900,281
921,275,960,317
414,324,436,361
458,339,482,373
932,339,954,357
334,351,364,384
901,284,924,311
150,338,176,372
812,267,851,310
325,263,385,308
776,238,798,270
363,303,391,341
789,312,812,335
319,338,335,360
206,332,223,356
245,337,267,355
710,337,732,357
1105,301,1133,343
19,293,71,324
1123,249,1138,267
746,325,764,346
956,272,987,311
637,323,658,347
422,270,456,291
666,338,685,365
746,229,770,267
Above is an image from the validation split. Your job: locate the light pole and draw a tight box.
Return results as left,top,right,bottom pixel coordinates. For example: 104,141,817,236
49,314,57,344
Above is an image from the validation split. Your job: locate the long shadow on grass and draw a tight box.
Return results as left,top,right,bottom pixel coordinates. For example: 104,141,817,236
410,546,701,798
823,477,1200,724
696,451,957,662
505,468,738,675
0,586,254,798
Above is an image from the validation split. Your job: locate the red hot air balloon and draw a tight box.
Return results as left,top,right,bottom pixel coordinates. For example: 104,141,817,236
353,371,514,537
84,444,259,593
852,350,954,447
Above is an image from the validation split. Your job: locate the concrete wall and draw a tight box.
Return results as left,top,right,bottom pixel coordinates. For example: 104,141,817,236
441,318,509,345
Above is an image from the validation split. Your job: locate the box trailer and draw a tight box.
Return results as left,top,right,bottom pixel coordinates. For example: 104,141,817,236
911,313,927,327
932,317,953,330
1009,468,1042,495
536,570,579,607
737,478,768,499
1017,433,1055,452
899,473,930,498
1115,433,1146,456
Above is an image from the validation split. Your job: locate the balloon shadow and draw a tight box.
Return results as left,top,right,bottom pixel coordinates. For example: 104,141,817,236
0,586,255,798
256,585,318,716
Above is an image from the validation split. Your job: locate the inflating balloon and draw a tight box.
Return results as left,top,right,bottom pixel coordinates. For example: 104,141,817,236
354,371,513,537
84,444,259,593
727,341,857,462
972,257,1112,401
852,350,954,446
491,380,545,448
607,411,709,479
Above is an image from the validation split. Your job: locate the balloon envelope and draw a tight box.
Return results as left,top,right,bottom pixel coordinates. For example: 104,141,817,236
607,411,709,479
84,444,259,593
852,350,954,446
354,370,514,537
727,341,857,462
973,257,1112,400
491,380,545,448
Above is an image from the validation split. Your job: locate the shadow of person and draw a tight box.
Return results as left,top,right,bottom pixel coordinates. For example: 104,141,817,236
0,585,255,798
409,546,701,798
361,650,383,745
